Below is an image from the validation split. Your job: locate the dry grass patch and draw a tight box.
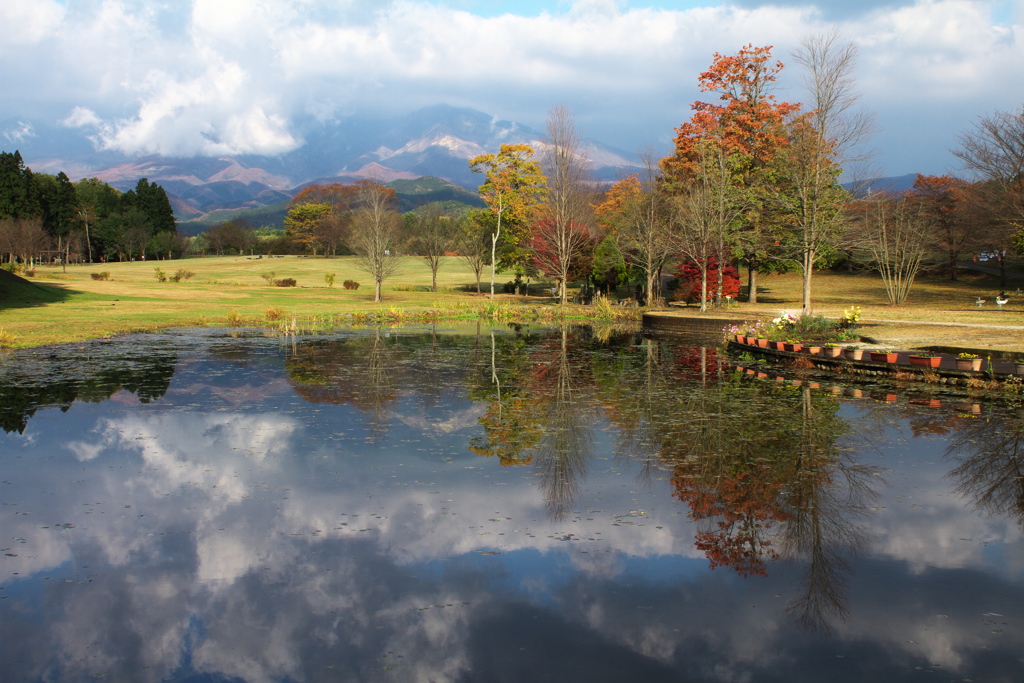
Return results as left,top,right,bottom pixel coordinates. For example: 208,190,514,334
7,258,1024,350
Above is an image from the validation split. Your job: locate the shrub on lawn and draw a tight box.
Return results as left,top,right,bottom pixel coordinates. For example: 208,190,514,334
273,278,297,287
91,271,110,281
343,280,360,290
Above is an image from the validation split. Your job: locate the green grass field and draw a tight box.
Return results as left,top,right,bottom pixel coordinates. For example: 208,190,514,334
2,255,1023,350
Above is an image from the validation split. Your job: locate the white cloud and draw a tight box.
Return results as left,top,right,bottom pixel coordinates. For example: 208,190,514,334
0,0,1021,173
0,0,63,45
61,107,102,129
2,121,36,144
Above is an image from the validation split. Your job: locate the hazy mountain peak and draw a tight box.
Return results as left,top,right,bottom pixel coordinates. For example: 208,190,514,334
14,104,639,219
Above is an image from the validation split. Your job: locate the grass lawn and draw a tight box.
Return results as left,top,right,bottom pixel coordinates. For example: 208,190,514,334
2,256,1024,351
0,255,573,347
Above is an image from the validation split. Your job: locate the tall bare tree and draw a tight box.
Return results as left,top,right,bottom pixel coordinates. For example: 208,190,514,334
536,105,594,303
349,182,404,302
954,106,1024,285
954,106,1024,226
787,30,876,314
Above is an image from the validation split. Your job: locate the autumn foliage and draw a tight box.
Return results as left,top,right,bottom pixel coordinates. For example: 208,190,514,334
673,257,740,303
662,44,800,186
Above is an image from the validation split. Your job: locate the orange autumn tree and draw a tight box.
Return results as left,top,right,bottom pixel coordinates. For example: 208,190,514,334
286,182,369,256
662,44,798,181
662,45,800,306
907,174,973,280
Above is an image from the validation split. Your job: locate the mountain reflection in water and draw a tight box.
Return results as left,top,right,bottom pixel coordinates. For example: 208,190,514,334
0,325,1021,682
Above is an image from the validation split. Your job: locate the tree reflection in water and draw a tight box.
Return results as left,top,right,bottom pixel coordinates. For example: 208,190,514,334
596,338,878,631
530,328,593,521
781,386,876,632
468,330,544,466
0,340,178,433
947,409,1024,527
286,332,399,441
9,325,1024,680
461,326,881,631
279,325,883,631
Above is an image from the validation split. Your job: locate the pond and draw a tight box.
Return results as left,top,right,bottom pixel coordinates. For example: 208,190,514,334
0,325,1021,682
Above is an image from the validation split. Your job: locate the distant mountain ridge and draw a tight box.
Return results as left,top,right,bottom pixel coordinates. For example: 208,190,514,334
5,104,639,223
175,176,485,235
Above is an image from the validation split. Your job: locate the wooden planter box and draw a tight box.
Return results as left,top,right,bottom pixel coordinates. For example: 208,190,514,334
821,347,843,358
956,358,982,371
803,346,822,354
1015,363,1024,375
844,349,863,360
870,352,898,363
770,341,785,350
908,355,941,368
783,343,804,352
756,338,769,348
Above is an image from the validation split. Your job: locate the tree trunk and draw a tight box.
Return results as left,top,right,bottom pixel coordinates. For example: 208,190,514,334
949,251,958,281
802,250,815,315
646,271,655,309
375,279,382,302
748,266,758,304
715,259,724,307
490,231,498,300
700,266,708,312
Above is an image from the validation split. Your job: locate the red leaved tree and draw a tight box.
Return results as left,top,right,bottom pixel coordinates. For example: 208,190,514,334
673,257,740,304
530,218,596,294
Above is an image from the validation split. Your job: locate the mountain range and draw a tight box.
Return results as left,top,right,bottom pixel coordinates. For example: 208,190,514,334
3,104,639,223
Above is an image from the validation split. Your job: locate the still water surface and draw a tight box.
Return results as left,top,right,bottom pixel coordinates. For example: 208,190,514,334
0,325,1022,682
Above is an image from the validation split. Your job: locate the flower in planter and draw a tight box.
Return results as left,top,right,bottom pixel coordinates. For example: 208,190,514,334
841,306,861,327
957,352,980,360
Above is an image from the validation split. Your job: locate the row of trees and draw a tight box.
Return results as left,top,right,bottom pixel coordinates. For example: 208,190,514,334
468,34,1024,312
464,36,867,313
0,151,180,266
281,180,481,301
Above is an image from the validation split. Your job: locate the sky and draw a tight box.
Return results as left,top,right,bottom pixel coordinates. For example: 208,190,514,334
1,0,1022,178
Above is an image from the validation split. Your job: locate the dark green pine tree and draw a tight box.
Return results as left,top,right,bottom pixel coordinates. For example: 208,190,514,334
37,171,78,238
0,150,41,219
133,178,176,233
